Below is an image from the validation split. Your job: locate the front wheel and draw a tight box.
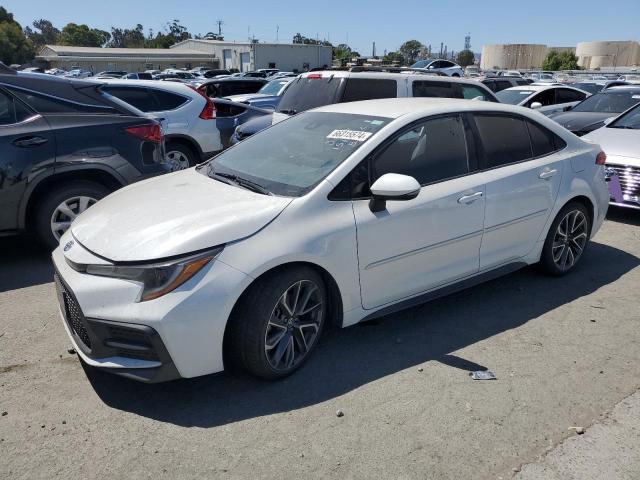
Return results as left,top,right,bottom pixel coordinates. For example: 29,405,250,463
226,266,327,380
539,202,591,276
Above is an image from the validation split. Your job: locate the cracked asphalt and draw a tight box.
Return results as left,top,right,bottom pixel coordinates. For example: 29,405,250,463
1,208,639,479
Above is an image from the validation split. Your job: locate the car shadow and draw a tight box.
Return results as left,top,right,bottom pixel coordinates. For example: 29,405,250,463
606,206,640,226
85,241,639,428
0,235,53,293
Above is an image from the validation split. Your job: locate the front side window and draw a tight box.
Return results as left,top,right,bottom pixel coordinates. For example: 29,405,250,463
341,79,397,102
556,88,587,103
372,115,469,185
527,89,555,107
473,114,532,168
412,81,456,98
203,111,390,196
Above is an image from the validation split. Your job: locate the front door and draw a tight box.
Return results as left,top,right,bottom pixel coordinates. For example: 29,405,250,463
352,114,485,309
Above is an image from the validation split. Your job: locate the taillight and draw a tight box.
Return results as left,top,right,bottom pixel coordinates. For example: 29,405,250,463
199,95,216,119
124,124,162,143
307,73,323,79
596,151,607,165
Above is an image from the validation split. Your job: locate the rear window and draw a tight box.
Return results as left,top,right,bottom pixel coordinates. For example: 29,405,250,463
277,76,343,114
9,88,115,114
341,78,397,102
474,114,532,167
412,81,456,98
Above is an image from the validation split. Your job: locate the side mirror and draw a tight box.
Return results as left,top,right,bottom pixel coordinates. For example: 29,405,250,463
603,117,615,126
531,102,543,110
369,173,421,213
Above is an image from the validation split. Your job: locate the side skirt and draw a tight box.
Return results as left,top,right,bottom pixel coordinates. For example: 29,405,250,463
360,262,528,322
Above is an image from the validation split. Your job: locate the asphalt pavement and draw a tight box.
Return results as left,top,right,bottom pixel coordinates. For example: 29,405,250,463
1,208,639,480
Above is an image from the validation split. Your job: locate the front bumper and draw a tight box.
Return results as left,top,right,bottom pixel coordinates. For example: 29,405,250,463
54,270,181,383
605,164,640,210
52,236,251,382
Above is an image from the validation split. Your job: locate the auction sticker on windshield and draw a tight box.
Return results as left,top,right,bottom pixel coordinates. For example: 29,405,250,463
327,130,374,142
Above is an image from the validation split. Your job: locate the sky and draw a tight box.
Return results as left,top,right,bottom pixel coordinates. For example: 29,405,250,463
5,0,640,55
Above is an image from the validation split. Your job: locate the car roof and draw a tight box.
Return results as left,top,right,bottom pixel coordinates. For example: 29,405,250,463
297,70,486,86
314,97,524,119
97,79,198,95
606,85,640,92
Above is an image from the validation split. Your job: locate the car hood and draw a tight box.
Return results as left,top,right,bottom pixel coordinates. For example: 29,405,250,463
70,168,292,262
584,127,640,160
548,111,613,133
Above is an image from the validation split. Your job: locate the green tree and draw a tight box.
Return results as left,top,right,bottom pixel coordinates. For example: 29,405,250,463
332,43,352,64
0,7,34,64
456,49,475,67
24,19,60,49
57,23,110,47
399,39,423,65
146,20,191,48
542,50,580,71
382,51,404,64
109,24,145,48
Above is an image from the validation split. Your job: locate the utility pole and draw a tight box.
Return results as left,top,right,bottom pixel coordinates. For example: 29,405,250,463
216,19,224,37
372,41,376,58
276,25,279,43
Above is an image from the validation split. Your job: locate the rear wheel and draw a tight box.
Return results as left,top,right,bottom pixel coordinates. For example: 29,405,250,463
33,181,109,250
226,266,327,380
165,142,196,170
540,202,591,276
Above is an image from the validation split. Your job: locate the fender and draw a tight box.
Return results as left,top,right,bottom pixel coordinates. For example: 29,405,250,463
17,163,127,230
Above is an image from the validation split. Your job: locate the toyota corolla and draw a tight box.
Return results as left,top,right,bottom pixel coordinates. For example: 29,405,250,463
52,98,609,383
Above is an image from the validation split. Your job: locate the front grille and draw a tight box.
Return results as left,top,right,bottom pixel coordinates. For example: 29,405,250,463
608,164,640,202
54,273,92,349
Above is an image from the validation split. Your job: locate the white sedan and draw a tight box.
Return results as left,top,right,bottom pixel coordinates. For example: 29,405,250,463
497,85,590,116
52,98,609,383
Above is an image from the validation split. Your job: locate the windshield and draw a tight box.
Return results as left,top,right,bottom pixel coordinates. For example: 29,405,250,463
201,111,390,196
609,103,640,130
572,91,640,113
277,76,344,114
496,89,534,104
258,80,290,96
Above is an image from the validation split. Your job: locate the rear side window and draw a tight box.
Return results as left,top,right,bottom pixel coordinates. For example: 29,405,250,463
526,120,566,157
373,115,469,185
341,79,397,102
473,114,532,168
10,88,112,114
0,90,34,125
214,102,247,117
102,86,157,112
151,89,188,111
412,81,456,98
496,80,513,91
277,76,343,113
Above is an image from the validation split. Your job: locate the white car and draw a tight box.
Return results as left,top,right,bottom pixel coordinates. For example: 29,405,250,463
100,80,222,169
584,102,640,209
410,59,465,77
496,85,590,116
52,98,609,383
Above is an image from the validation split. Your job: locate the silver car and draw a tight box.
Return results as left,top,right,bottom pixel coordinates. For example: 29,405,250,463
585,102,640,210
411,59,464,77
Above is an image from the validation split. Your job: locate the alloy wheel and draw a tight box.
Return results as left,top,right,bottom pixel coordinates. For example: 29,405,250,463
264,280,324,371
166,150,190,170
50,196,97,241
552,209,588,271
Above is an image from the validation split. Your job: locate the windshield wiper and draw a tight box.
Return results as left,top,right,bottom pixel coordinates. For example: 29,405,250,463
209,169,272,195
278,108,297,115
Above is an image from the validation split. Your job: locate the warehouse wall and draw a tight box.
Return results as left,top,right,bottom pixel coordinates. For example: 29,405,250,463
481,44,548,70
253,44,332,72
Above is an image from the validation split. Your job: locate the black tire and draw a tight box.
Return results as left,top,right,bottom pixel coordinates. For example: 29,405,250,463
225,266,327,380
539,202,591,276
165,141,197,169
33,180,110,250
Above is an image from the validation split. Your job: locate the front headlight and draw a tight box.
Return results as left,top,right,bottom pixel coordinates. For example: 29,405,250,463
82,247,223,302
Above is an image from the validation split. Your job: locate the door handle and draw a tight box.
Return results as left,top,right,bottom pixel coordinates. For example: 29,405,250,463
457,191,483,205
539,169,557,180
13,136,48,148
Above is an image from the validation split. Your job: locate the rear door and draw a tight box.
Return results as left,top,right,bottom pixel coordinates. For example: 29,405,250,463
0,89,55,230
470,113,567,269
